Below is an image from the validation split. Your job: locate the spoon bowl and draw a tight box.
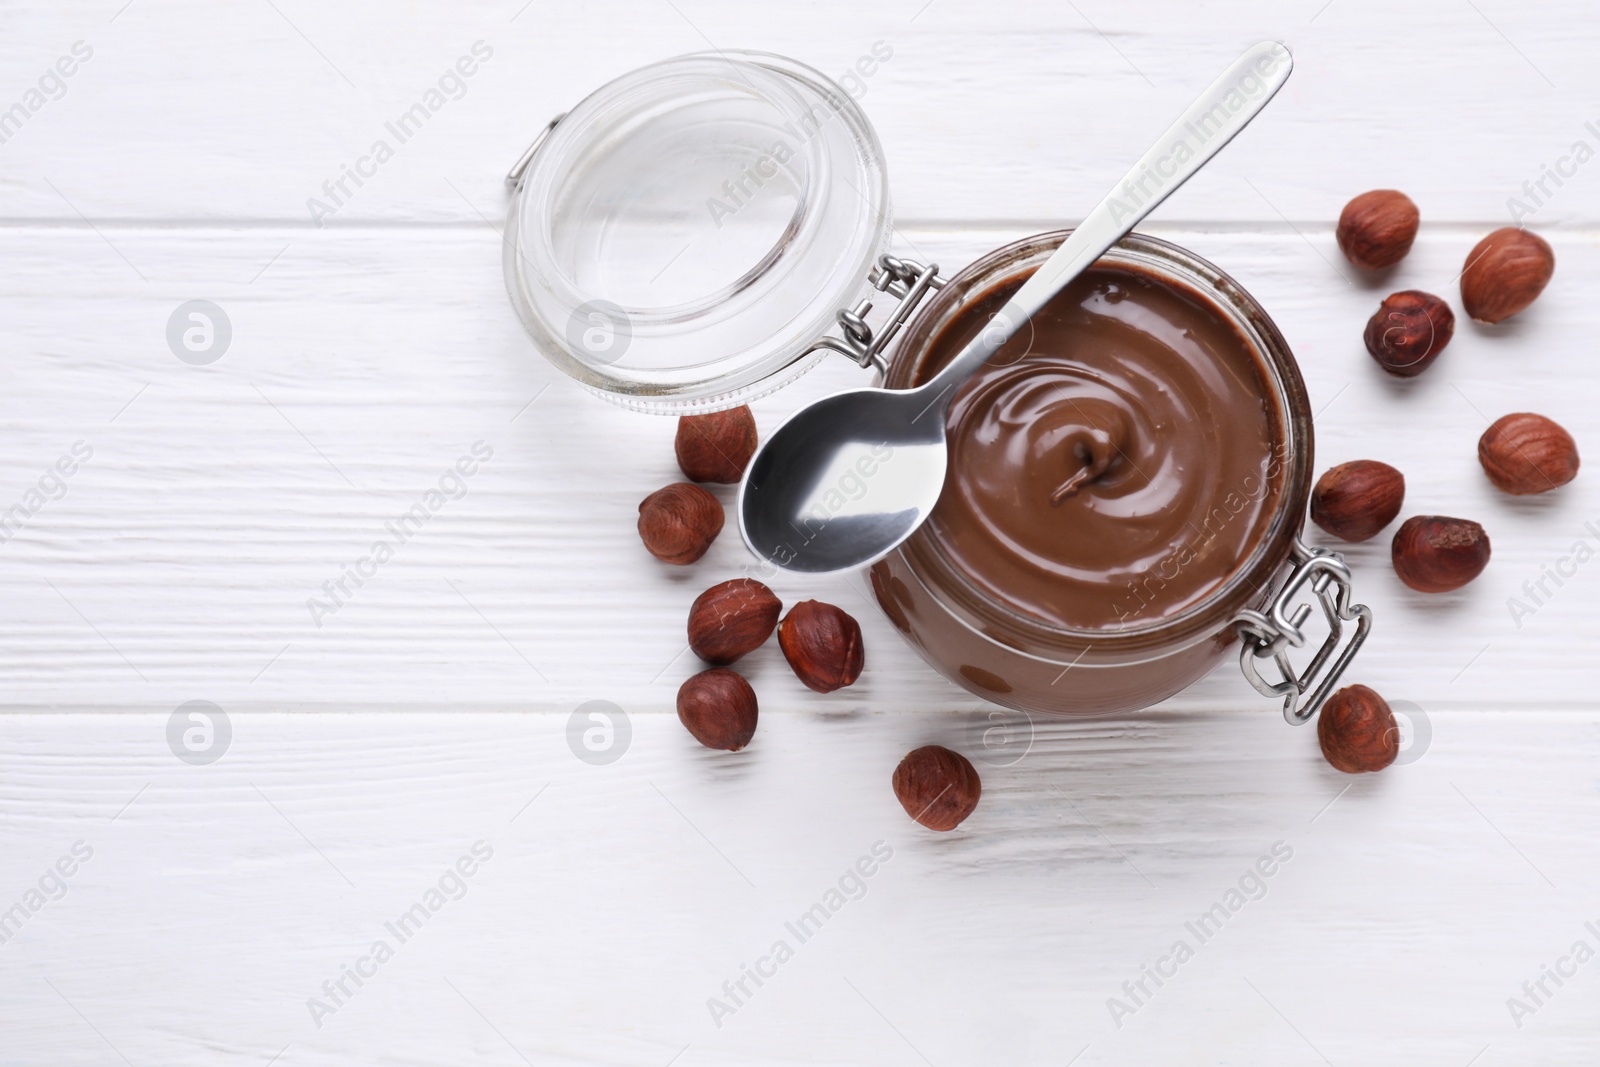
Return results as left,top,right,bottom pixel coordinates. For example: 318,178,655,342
739,385,952,573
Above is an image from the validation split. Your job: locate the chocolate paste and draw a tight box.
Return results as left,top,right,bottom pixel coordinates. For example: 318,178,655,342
913,263,1286,632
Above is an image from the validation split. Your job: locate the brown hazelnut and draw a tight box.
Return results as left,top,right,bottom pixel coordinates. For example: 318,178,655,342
687,578,781,665
676,668,758,751
1363,291,1454,377
1317,684,1398,773
1460,227,1554,323
1391,515,1490,593
778,600,864,693
1336,190,1419,270
1310,460,1405,542
638,483,724,565
892,745,981,830
676,406,758,484
1478,412,1579,496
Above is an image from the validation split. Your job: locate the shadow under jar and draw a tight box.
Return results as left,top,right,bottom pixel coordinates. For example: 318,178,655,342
870,231,1333,717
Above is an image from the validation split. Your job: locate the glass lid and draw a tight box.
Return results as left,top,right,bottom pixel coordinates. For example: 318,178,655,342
505,51,892,413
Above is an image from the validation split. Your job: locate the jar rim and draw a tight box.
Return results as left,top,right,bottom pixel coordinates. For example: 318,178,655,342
885,230,1313,657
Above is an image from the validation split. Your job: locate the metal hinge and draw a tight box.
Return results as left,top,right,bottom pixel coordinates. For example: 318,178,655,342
1234,539,1373,725
806,255,945,375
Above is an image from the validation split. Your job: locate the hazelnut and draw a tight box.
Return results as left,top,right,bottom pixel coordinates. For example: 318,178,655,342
1460,227,1554,323
1317,684,1398,774
676,668,758,751
778,600,864,693
687,578,781,665
1391,515,1490,593
1310,460,1405,542
1336,190,1419,270
676,406,758,484
638,483,723,565
1478,412,1579,496
892,745,981,831
1363,291,1454,377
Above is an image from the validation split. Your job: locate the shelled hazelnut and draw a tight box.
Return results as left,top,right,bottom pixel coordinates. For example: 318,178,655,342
677,668,759,751
892,745,981,830
1363,291,1454,377
1460,228,1554,324
676,406,759,483
688,578,781,665
1310,461,1405,542
638,483,723,564
1391,516,1491,593
1478,413,1579,495
1336,190,1419,270
1317,685,1399,773
778,600,864,693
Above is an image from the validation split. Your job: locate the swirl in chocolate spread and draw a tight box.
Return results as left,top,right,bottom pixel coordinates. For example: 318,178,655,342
912,263,1286,632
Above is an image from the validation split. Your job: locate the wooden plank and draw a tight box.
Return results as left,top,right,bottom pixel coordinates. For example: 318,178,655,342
0,223,1591,711
2,3,1599,1065
3,1,1600,224
0,709,1596,1065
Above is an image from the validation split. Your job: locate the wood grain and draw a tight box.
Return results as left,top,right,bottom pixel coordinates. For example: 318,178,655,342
3,710,1600,1066
0,223,1592,711
1,1,1598,225
2,1,1599,1064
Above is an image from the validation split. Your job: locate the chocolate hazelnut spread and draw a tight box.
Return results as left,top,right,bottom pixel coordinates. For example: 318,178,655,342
912,263,1287,633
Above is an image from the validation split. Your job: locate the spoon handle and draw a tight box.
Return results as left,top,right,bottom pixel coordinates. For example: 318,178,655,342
926,40,1294,396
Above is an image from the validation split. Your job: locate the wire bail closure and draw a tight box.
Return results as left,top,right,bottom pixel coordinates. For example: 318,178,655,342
506,113,566,188
806,255,944,375
1234,539,1373,725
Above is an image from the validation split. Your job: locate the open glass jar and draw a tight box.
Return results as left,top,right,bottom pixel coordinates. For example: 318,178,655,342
506,50,1370,722
869,231,1369,718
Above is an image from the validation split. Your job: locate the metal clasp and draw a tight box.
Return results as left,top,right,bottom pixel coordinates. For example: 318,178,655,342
806,255,945,375
506,113,566,188
1234,539,1373,725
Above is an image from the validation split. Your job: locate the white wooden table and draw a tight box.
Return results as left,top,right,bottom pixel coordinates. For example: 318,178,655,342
3,2,1599,1063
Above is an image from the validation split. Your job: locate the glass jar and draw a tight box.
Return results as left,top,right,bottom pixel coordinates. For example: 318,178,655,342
869,231,1368,718
505,52,1370,722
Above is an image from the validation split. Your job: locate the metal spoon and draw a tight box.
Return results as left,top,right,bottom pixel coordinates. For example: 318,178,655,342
739,41,1294,574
